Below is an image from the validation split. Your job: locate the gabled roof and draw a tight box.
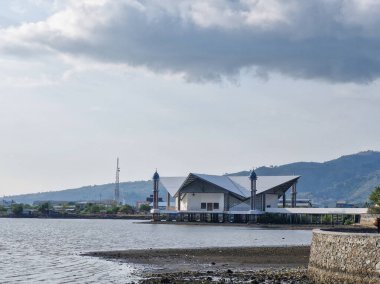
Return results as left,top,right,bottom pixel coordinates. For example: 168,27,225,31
159,177,187,197
229,175,300,195
160,173,300,199
193,173,251,198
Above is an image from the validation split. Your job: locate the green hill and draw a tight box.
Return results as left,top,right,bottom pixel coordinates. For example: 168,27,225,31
2,151,380,206
230,150,380,206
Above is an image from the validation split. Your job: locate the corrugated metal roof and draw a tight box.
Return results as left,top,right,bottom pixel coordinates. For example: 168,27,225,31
160,174,300,199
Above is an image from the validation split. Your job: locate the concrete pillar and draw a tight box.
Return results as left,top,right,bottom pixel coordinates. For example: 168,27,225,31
291,182,297,208
177,193,181,211
282,193,286,208
225,193,230,211
166,191,171,210
262,194,266,211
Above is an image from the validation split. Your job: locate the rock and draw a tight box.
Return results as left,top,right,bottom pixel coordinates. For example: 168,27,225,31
376,262,380,273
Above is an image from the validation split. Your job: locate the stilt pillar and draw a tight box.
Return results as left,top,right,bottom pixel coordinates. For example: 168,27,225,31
166,191,171,210
177,193,181,211
291,182,297,208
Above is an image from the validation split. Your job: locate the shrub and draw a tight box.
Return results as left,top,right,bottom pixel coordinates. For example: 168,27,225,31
344,219,354,225
321,215,332,224
119,204,134,214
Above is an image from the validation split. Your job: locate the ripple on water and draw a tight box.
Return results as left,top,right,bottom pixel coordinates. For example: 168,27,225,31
0,218,312,283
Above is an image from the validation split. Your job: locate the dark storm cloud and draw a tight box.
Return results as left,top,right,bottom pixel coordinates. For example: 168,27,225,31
2,0,380,83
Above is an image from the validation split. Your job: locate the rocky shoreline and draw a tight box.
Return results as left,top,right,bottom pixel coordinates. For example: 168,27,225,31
85,246,311,283
140,267,311,283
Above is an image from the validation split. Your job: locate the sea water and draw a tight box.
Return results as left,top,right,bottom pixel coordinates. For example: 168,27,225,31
0,218,312,283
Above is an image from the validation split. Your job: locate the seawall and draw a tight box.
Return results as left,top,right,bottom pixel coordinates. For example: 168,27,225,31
308,228,380,284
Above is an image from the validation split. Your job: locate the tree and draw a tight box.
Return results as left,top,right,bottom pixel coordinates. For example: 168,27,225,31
139,204,151,213
38,202,51,215
106,205,119,215
370,187,380,206
369,187,380,213
119,204,134,214
85,203,102,214
11,204,23,216
23,204,32,209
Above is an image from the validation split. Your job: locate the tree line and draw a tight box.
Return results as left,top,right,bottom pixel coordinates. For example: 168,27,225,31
0,202,152,217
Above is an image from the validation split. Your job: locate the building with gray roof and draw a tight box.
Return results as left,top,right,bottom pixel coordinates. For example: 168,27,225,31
159,172,300,213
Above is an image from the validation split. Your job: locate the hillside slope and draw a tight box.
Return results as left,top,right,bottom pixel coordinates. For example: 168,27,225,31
230,151,380,206
2,181,169,206
2,151,380,206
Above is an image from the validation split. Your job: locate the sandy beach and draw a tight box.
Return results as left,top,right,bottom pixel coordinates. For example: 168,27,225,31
85,246,311,283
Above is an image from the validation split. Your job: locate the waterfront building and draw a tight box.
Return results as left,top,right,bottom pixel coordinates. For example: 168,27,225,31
151,170,368,224
159,172,300,213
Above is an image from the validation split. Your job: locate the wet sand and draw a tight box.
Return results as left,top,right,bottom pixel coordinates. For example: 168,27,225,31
85,246,311,283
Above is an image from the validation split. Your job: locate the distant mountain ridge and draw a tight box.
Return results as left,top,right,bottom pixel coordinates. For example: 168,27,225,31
2,151,380,206
230,150,380,206
1,181,165,206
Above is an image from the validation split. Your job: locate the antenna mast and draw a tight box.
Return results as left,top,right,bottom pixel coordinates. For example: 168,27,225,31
114,157,120,204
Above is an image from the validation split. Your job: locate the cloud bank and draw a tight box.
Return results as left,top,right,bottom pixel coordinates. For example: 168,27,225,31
2,0,380,83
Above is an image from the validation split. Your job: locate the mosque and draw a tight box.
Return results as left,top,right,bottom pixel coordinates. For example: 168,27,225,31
150,170,367,223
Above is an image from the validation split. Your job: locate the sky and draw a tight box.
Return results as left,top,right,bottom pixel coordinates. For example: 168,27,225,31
1,0,380,196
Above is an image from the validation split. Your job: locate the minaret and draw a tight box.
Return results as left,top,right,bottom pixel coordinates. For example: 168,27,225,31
249,168,257,211
114,157,120,204
151,170,160,220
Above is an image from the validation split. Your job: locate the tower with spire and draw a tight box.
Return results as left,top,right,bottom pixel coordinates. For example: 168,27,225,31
249,168,257,212
151,169,160,220
114,157,120,204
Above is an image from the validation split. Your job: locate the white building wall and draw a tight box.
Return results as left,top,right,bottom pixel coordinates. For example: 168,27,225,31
265,194,279,209
179,193,224,212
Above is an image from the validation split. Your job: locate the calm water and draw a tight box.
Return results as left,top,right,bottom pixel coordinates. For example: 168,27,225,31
0,218,312,283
